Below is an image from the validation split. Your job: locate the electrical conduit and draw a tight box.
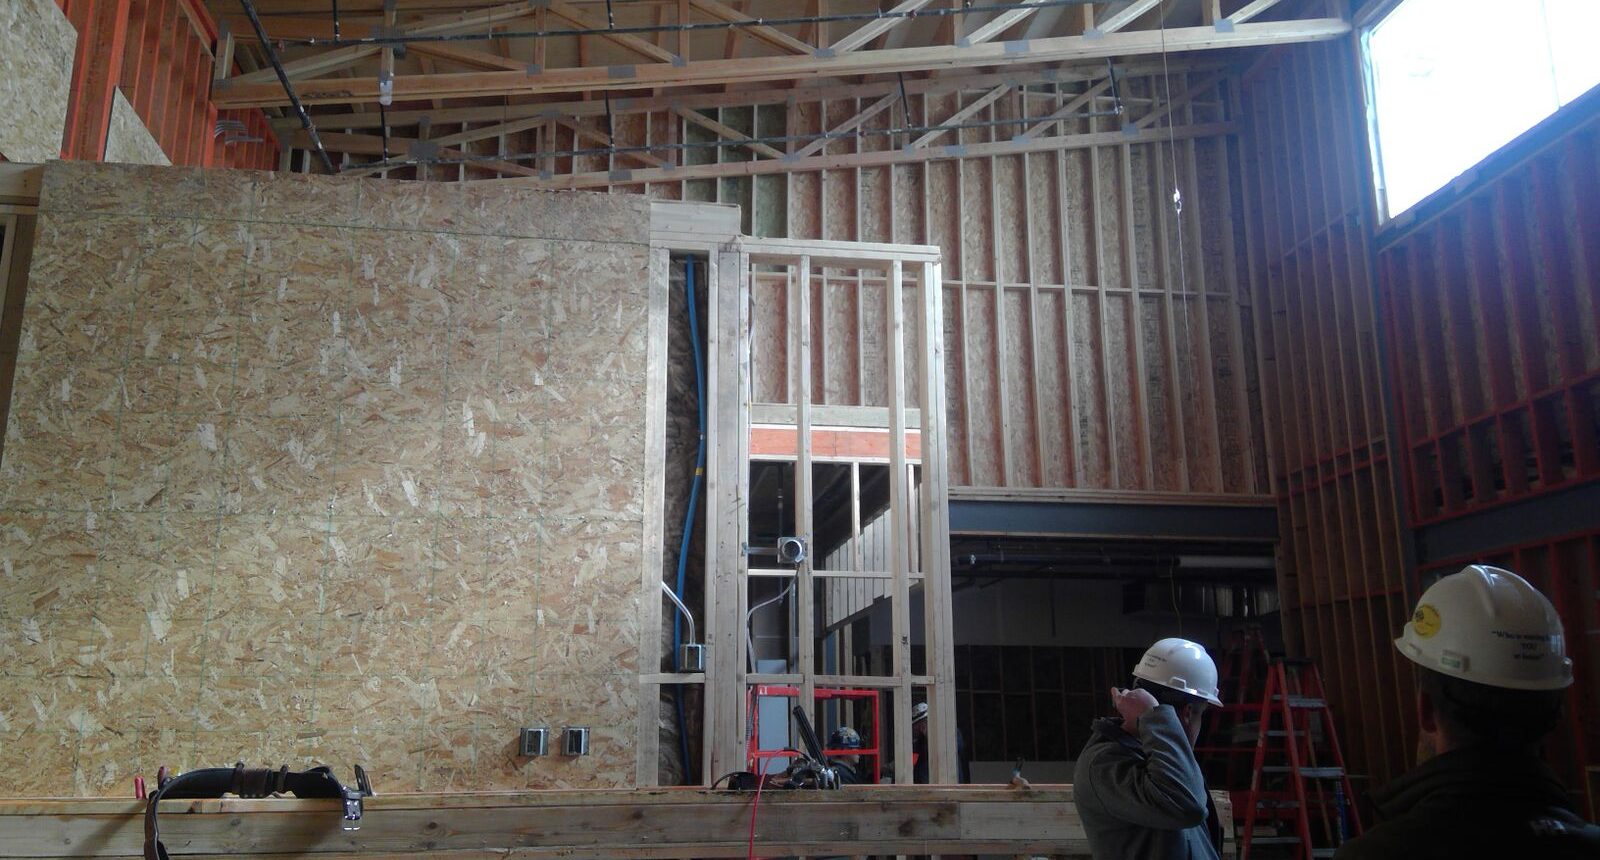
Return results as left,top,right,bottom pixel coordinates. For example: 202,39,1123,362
671,257,706,784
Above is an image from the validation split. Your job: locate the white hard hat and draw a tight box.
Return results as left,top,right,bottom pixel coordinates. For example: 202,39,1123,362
1395,564,1572,691
1132,638,1223,707
911,702,929,723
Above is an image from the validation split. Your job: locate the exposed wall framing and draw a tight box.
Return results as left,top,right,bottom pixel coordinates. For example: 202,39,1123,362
428,69,1271,501
1376,113,1600,528
1238,38,1413,786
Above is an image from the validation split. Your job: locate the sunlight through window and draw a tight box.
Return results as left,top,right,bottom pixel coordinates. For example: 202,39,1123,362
1362,0,1600,220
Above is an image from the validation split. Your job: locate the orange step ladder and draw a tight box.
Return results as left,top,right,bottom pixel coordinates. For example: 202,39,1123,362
1239,659,1362,859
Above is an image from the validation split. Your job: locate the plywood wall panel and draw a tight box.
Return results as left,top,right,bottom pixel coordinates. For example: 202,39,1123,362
0,0,75,162
1002,288,1037,488
0,161,652,796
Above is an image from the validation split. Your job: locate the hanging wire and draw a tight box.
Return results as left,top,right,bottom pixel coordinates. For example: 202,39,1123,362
1157,0,1196,464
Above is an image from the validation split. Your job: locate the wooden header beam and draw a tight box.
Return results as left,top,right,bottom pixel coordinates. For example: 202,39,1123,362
215,18,1349,108
0,787,1234,858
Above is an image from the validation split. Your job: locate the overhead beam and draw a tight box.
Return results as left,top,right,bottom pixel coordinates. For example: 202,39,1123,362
687,0,813,54
1090,0,1166,35
960,0,1051,46
546,0,681,64
274,63,1194,131
1227,0,1288,24
829,0,940,54
408,41,529,71
218,18,1350,108
224,0,546,86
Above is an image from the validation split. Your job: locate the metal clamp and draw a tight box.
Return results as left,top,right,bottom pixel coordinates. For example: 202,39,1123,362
341,765,373,831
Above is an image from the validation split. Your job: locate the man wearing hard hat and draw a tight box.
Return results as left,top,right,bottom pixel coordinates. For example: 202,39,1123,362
1073,637,1225,860
1334,564,1599,859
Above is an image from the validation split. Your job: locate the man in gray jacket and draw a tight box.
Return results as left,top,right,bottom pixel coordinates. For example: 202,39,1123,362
1073,638,1225,860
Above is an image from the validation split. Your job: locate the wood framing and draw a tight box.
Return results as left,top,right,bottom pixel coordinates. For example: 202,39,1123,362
214,17,1349,108
0,786,1235,857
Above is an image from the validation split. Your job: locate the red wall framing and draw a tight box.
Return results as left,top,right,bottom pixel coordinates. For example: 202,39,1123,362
56,0,278,169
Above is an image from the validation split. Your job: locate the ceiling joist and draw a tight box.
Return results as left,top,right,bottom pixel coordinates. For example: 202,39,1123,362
216,17,1350,109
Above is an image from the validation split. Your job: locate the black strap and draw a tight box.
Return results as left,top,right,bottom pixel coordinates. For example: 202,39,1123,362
144,765,352,860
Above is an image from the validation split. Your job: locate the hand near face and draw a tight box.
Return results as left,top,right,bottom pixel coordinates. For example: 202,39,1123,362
1111,686,1160,725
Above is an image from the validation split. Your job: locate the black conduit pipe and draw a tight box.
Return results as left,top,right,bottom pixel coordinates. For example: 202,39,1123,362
238,0,336,173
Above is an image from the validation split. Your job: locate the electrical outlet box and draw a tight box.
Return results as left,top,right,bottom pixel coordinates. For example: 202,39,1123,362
518,727,548,757
562,727,590,756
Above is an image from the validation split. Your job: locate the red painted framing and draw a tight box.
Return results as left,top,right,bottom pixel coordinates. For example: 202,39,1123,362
56,0,278,169
1376,110,1600,528
60,0,134,160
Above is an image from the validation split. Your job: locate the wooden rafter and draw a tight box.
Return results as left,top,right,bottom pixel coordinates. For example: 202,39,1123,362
1092,0,1166,35
491,120,1232,188
226,0,546,86
1017,76,1113,138
960,0,1051,46
217,17,1349,108
909,83,1011,148
686,0,814,54
1228,0,1288,24
408,41,528,72
673,106,785,159
788,92,898,159
546,0,681,63
271,61,1210,131
829,0,939,54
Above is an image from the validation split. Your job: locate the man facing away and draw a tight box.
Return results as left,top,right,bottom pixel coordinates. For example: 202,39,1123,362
1073,637,1224,860
1333,564,1600,859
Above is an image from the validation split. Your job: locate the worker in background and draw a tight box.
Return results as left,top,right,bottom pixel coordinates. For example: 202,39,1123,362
827,726,867,785
1333,565,1600,859
910,702,970,784
1073,638,1224,860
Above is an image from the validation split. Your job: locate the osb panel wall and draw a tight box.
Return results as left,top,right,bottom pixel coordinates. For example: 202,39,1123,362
0,161,652,796
105,91,171,167
0,0,75,162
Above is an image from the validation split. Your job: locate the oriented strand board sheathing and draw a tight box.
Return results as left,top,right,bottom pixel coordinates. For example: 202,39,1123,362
104,90,171,167
0,162,653,797
0,0,75,162
1071,293,1109,489
964,288,1001,485
1002,289,1038,487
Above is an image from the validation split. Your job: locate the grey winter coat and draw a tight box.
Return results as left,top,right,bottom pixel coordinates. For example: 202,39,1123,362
1073,706,1222,860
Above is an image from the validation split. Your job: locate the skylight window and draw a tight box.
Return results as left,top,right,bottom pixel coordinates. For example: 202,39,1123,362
1361,0,1600,221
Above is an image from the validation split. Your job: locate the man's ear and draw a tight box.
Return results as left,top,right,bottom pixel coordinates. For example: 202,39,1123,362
1417,689,1438,734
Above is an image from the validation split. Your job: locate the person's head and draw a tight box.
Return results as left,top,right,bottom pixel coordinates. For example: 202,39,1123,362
829,725,863,765
1131,638,1223,745
911,702,929,739
1396,565,1572,761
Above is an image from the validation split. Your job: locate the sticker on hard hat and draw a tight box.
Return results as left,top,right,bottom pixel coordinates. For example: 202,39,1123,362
1412,604,1441,639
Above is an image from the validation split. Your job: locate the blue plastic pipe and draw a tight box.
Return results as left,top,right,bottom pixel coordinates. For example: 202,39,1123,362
672,257,707,784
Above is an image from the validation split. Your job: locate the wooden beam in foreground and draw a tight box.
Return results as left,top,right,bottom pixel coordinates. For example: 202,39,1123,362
0,786,1233,858
216,18,1349,108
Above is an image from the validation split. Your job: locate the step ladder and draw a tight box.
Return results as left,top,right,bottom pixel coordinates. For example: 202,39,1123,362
1239,659,1362,860
1196,627,1272,796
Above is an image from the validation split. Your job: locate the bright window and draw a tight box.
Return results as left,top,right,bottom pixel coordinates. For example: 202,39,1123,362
1362,0,1600,220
